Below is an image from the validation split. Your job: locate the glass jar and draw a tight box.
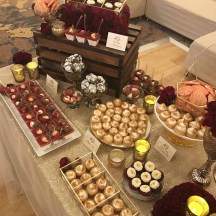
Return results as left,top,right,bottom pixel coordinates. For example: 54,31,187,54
10,64,25,82
52,20,65,37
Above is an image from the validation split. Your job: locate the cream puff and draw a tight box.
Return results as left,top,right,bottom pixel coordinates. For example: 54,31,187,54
139,114,149,122
112,198,125,212
121,101,129,110
128,120,138,128
137,127,146,137
84,159,96,171
119,130,128,137
113,134,123,145
174,123,187,136
114,107,122,115
118,123,128,131
101,204,114,216
186,127,198,138
94,193,106,207
95,129,106,139
90,167,102,179
106,109,114,118
102,122,111,131
77,189,88,202
121,116,130,124
102,115,111,123
110,120,119,128
109,127,118,136
120,208,133,216
170,111,181,120
128,104,137,113
91,115,101,124
75,164,86,176
86,183,98,196
183,113,193,122
96,176,108,190
104,185,116,198
123,136,133,147
71,179,82,191
106,101,114,109
65,170,76,182
127,127,136,134
130,132,140,141
156,103,167,113
113,98,122,107
122,109,130,117
159,111,170,121
136,107,146,115
84,199,96,214
189,121,200,130
113,114,121,122
103,134,113,144
167,104,177,113
80,173,92,186
97,104,107,113
137,120,147,128
165,117,177,129
93,109,102,117
130,113,138,121
92,122,102,131
177,118,188,127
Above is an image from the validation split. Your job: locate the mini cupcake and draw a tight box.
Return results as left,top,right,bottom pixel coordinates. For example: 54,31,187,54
159,111,170,121
140,172,151,184
124,167,136,181
149,180,162,193
144,161,156,173
139,185,152,196
156,103,167,113
151,170,164,182
132,161,143,174
129,177,141,191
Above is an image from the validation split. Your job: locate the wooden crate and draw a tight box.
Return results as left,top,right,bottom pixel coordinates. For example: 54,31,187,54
33,24,143,97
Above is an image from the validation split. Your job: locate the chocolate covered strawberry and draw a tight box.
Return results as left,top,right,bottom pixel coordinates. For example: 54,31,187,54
23,113,34,120
10,93,20,100
30,101,42,110
37,134,52,148
18,83,27,91
29,120,40,128
19,106,30,114
27,95,35,102
51,129,62,140
15,100,25,107
46,123,55,132
22,89,30,98
38,114,51,123
42,98,51,105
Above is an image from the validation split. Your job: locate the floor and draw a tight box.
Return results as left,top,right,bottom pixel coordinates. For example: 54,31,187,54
0,40,188,216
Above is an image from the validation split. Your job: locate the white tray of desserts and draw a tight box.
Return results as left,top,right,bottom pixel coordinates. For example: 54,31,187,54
90,99,151,148
154,97,203,143
60,152,140,216
0,81,81,156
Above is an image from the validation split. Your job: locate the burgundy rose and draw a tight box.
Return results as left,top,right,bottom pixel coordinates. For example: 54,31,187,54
41,23,52,35
158,86,176,106
13,51,32,65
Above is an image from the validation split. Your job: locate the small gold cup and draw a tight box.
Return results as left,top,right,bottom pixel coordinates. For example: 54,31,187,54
10,64,25,82
186,196,209,216
134,139,150,161
144,95,157,114
26,61,40,79
108,149,125,167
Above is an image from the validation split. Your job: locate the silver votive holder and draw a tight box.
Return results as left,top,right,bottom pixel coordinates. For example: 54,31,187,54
108,149,125,167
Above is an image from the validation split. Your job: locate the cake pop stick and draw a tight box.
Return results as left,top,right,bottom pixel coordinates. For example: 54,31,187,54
84,14,87,32
76,15,83,29
97,19,104,34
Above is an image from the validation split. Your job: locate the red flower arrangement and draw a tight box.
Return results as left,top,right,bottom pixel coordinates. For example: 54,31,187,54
13,51,32,65
152,182,216,216
158,86,176,106
41,22,52,35
59,2,130,39
202,101,216,136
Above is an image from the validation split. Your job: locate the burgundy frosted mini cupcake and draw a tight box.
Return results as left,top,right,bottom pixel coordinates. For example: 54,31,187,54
139,185,152,197
151,169,164,182
129,177,141,191
124,167,136,181
149,180,162,193
132,161,144,174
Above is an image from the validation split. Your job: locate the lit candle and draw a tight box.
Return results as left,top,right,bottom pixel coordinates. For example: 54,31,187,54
187,196,209,216
26,61,40,79
10,64,25,82
144,95,156,114
134,139,150,161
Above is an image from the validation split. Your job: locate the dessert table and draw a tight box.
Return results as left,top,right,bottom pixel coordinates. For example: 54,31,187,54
0,65,216,216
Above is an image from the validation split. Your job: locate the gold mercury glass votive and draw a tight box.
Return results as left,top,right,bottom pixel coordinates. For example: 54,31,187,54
186,196,209,216
26,61,40,79
10,64,25,82
134,139,151,161
144,95,157,114
108,149,125,167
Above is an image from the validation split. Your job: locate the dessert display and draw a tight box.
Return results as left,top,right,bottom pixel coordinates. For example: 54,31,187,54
90,98,150,147
123,160,164,201
176,80,216,116
60,152,139,216
155,102,205,140
0,81,80,156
